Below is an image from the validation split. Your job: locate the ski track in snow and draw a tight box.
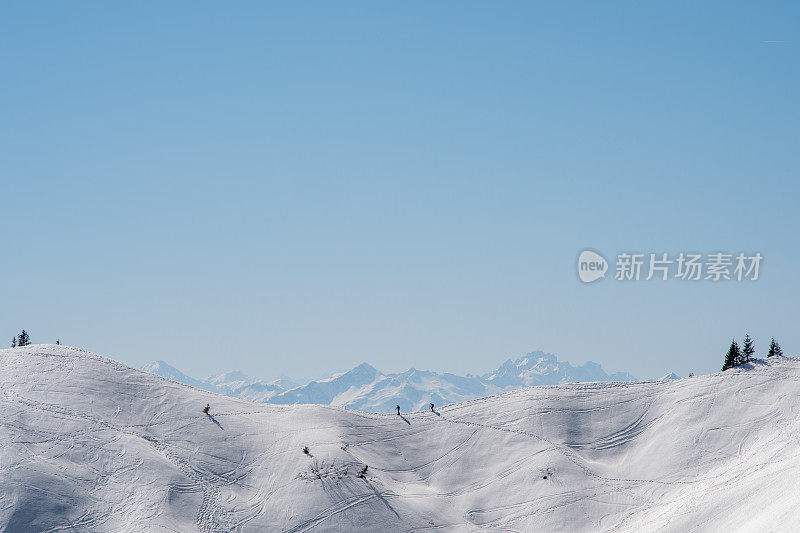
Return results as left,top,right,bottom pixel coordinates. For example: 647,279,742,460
1,388,234,532
2,345,800,532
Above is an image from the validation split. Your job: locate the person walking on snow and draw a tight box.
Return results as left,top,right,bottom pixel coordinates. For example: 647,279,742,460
396,405,400,415
430,403,435,412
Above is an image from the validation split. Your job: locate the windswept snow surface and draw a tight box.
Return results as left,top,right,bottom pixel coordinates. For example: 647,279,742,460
2,345,799,532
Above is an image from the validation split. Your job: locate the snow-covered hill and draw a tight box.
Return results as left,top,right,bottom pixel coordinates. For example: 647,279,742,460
144,351,637,412
2,345,799,532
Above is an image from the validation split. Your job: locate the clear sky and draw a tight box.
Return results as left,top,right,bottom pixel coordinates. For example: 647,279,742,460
2,2,798,381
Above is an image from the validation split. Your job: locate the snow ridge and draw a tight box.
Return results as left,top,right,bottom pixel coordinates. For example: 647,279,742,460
2,345,798,532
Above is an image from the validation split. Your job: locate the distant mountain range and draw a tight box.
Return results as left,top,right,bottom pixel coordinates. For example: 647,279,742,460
142,351,639,413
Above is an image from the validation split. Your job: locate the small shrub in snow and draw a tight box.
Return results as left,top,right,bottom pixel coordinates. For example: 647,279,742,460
298,460,349,482
303,446,310,455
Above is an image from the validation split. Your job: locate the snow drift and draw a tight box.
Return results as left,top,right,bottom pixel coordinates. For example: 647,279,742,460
1,345,799,532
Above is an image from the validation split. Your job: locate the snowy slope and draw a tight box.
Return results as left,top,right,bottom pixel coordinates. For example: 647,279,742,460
3,345,799,532
144,351,637,413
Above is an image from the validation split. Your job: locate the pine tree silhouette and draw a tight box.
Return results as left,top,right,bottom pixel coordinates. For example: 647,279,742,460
722,340,741,371
741,334,755,365
766,338,783,357
11,337,16,348
17,330,30,347
767,337,778,357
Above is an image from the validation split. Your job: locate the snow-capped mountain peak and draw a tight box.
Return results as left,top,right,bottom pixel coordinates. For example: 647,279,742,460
481,350,632,389
142,350,638,413
206,370,251,387
141,360,215,392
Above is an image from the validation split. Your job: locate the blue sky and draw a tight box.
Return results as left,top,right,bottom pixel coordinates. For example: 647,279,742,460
2,2,798,381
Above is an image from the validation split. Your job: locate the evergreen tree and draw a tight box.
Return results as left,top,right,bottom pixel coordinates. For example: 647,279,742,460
765,338,783,357
767,337,778,357
11,337,16,348
722,340,740,371
769,339,783,356
741,334,755,364
17,330,30,347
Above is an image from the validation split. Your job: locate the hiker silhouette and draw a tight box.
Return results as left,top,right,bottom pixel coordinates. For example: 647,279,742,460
430,403,434,412
396,405,400,415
